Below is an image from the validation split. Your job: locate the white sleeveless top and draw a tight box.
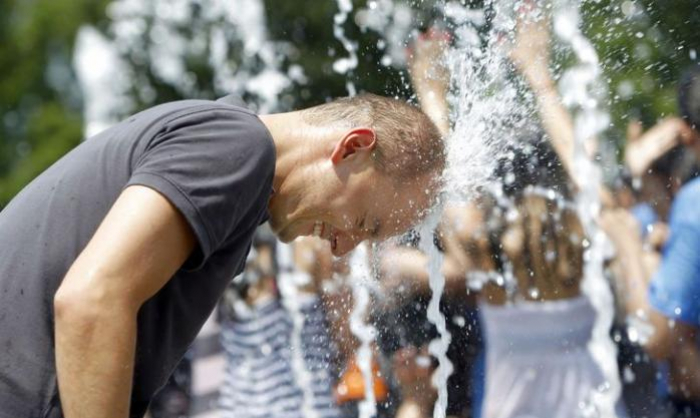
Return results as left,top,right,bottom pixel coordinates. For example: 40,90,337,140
479,296,628,418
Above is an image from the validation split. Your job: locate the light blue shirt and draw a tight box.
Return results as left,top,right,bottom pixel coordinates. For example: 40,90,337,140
649,177,700,325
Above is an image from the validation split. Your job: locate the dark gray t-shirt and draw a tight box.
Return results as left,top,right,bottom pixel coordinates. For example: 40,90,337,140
0,98,275,418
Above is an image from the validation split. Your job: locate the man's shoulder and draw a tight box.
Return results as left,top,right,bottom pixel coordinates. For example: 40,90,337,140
147,99,255,122
151,99,274,156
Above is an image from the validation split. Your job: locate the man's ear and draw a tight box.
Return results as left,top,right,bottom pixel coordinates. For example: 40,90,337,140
330,128,376,165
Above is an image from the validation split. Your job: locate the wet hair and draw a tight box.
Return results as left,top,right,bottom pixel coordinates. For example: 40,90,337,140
679,64,700,133
487,137,584,298
495,138,573,201
302,93,446,182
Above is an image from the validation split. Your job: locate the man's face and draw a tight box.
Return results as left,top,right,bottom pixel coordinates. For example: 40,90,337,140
270,168,435,256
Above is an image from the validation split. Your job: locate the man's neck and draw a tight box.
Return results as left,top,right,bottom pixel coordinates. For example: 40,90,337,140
258,112,331,194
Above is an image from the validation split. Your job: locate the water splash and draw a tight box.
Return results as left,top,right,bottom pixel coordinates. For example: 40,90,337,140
419,205,453,418
73,26,133,137
443,0,530,201
333,0,359,96
418,7,530,414
276,242,320,418
348,243,378,418
76,0,299,132
358,3,531,417
205,0,293,112
553,1,622,416
354,0,415,68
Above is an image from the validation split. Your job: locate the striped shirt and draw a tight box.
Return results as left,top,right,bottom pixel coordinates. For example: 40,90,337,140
219,294,341,418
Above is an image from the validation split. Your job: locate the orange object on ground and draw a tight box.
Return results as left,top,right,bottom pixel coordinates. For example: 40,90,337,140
335,356,389,404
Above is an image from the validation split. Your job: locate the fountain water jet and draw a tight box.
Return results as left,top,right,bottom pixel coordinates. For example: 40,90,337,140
76,0,300,129
333,0,359,96
553,1,622,416
330,4,383,416
419,205,453,418
348,243,379,418
422,4,530,417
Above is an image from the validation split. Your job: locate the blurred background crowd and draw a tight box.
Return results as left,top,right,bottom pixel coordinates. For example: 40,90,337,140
2,1,700,418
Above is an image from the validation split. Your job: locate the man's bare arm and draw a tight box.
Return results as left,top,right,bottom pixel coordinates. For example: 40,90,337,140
54,185,196,418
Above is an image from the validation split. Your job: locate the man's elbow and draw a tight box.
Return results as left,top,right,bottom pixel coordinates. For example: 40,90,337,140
54,272,138,330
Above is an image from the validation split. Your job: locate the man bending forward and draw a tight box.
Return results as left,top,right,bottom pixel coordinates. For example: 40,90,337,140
0,94,444,418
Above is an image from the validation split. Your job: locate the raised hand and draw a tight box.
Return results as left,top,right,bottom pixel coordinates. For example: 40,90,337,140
509,0,551,88
407,27,451,135
624,117,694,177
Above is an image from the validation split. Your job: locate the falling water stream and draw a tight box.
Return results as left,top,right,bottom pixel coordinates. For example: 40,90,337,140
554,1,622,415
331,2,381,416
348,243,379,418
419,206,454,418
333,0,359,96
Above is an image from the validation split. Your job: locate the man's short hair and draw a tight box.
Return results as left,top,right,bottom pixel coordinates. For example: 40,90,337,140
302,93,446,182
679,65,700,132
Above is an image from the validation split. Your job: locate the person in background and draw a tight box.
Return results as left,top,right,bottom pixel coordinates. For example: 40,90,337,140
622,105,699,240
402,6,631,417
375,227,482,418
217,226,342,418
600,65,700,418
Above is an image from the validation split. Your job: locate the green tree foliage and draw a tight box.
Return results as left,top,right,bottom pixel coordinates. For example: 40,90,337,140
584,0,700,144
0,0,109,206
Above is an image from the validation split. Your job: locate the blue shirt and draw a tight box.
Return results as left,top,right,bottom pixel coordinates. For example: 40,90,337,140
649,178,700,325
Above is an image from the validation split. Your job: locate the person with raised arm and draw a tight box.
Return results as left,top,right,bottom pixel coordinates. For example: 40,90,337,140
600,66,700,418
399,8,631,417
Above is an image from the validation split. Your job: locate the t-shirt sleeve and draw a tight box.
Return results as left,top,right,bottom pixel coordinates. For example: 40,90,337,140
126,106,275,270
649,180,700,326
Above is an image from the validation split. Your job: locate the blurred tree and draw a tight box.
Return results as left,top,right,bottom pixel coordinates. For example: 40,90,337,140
584,0,700,146
94,0,417,115
0,0,109,206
